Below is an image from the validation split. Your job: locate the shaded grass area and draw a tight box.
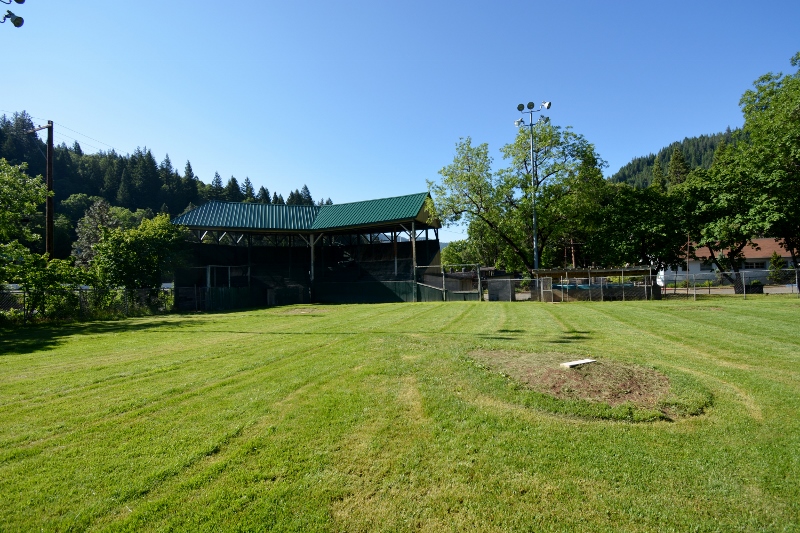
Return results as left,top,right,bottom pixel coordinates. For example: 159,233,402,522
0,300,798,531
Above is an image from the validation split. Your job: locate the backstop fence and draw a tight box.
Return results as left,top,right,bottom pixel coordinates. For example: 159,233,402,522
486,273,661,302
414,264,482,302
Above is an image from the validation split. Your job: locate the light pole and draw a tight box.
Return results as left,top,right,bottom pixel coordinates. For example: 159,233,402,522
515,101,551,270
1,0,25,28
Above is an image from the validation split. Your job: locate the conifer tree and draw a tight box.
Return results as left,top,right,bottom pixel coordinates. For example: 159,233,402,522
131,148,160,210
650,158,666,191
667,147,690,186
225,176,245,202
209,172,224,201
116,169,133,207
300,184,313,205
242,177,256,203
181,160,199,207
256,186,271,204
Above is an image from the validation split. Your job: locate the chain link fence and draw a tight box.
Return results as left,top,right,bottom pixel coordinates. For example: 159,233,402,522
659,269,800,300
487,273,660,302
415,264,482,301
0,287,174,323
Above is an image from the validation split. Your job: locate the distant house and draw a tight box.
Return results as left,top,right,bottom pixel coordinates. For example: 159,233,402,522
659,238,796,285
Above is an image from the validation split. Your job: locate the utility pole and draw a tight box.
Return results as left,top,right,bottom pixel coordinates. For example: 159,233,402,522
27,120,54,259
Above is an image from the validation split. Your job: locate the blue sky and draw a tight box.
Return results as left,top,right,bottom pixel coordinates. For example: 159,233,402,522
2,1,799,241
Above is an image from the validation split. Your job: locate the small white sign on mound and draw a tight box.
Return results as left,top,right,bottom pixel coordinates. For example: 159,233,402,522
560,358,596,368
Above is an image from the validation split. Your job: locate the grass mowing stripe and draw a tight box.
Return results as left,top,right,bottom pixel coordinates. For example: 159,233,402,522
1,301,798,531
0,329,343,450
92,336,398,530
1,327,374,529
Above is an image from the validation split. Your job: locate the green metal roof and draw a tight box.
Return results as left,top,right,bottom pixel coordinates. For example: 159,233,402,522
310,192,435,231
173,192,439,233
172,202,320,231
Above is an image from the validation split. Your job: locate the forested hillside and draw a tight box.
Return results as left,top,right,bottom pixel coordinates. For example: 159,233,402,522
0,111,331,258
610,128,736,187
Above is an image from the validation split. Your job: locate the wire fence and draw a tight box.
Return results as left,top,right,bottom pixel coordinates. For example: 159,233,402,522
486,274,659,302
658,269,800,300
0,287,174,323
415,264,482,301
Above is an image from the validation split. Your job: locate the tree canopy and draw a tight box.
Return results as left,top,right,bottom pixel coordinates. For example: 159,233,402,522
431,52,800,273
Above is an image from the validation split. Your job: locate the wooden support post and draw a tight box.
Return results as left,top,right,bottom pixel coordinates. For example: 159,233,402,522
310,233,315,282
393,231,398,276
247,234,252,288
412,222,417,302
411,222,417,276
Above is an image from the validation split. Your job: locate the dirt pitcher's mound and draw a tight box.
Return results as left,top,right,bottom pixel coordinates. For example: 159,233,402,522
470,350,670,410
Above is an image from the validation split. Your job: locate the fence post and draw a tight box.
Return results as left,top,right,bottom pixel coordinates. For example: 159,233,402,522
477,265,483,301
743,271,747,301
588,268,592,302
693,274,696,301
621,269,625,302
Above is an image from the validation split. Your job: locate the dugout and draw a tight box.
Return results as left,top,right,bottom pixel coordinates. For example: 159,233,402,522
171,192,442,310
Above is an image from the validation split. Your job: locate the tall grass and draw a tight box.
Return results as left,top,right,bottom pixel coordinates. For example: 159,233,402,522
0,298,798,531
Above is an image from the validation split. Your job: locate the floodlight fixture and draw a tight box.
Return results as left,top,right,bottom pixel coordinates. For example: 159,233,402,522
0,0,26,4
512,97,553,271
1,10,23,27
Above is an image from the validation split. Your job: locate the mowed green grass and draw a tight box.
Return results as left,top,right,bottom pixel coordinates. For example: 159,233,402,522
1,298,799,532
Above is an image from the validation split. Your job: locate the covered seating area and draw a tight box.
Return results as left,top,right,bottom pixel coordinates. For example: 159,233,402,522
171,192,442,310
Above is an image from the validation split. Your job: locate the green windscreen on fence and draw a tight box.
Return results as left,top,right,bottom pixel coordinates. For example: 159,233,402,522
313,281,416,304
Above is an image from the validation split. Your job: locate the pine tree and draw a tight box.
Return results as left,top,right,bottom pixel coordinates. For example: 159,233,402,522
242,177,256,203
209,172,224,201
650,158,666,191
256,186,271,204
101,158,123,202
131,148,161,210
159,154,177,211
225,176,245,202
286,189,303,205
667,147,690,186
116,169,133,208
272,192,285,205
300,184,313,205
180,160,199,207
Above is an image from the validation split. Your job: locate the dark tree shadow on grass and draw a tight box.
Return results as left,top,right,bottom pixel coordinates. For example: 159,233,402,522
0,318,198,356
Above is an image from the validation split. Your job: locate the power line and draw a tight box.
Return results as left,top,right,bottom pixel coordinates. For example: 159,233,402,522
55,122,117,151
1,109,119,153
53,132,105,153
